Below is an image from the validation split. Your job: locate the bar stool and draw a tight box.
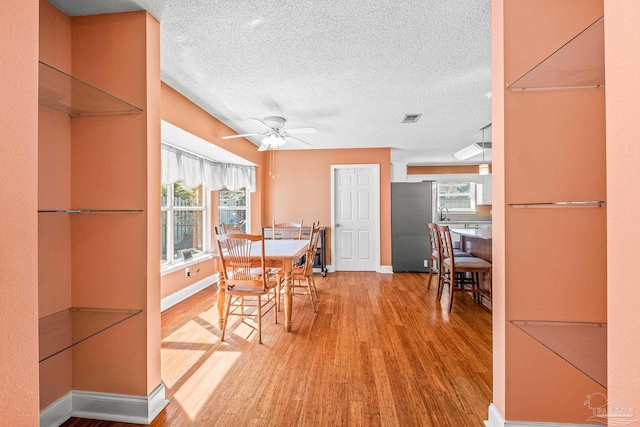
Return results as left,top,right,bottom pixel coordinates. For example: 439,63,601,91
427,223,472,296
436,224,492,312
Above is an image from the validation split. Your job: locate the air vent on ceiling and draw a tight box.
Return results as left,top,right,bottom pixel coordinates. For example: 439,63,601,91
401,113,422,123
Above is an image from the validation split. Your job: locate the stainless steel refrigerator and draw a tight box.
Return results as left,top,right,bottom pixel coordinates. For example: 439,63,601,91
391,181,436,272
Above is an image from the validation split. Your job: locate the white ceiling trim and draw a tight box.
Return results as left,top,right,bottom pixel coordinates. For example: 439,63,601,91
161,120,255,166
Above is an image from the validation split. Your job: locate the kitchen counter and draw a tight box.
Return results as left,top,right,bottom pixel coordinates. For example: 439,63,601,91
436,220,492,224
450,228,492,240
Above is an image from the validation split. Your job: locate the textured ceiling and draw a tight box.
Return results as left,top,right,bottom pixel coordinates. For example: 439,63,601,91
48,0,492,165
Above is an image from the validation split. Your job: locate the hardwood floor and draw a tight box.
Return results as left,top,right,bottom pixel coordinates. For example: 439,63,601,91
63,272,492,426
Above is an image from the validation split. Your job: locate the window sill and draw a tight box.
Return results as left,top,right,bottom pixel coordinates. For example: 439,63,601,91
161,253,214,276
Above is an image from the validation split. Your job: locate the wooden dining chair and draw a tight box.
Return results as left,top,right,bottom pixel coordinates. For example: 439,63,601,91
214,229,279,344
427,223,472,294
427,223,442,291
221,223,242,234
436,224,492,312
272,220,304,240
276,222,321,312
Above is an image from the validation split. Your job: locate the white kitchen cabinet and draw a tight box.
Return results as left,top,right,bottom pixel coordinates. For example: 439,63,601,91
482,175,492,204
476,175,492,205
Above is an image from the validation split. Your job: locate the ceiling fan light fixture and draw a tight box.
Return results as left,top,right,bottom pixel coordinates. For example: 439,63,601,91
262,133,286,148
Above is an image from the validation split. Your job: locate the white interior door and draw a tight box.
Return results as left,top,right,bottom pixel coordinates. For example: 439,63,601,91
332,165,379,272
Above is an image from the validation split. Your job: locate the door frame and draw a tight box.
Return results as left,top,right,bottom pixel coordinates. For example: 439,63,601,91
330,164,381,272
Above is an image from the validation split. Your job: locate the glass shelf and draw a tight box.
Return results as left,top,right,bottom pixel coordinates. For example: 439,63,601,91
507,16,604,91
39,61,143,116
511,320,606,388
509,201,606,209
39,307,142,362
38,209,143,214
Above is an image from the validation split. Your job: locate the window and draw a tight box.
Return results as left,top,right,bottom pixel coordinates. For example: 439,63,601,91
161,182,207,266
218,189,250,233
437,182,477,213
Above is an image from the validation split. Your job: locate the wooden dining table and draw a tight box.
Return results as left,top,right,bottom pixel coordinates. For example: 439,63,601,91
214,239,309,332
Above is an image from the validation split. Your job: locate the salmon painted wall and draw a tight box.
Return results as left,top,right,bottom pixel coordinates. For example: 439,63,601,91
0,1,40,423
160,83,265,298
605,0,640,415
491,0,506,416
262,148,391,266
500,0,606,422
144,12,162,395
39,1,71,317
162,262,217,299
69,11,161,397
38,0,73,409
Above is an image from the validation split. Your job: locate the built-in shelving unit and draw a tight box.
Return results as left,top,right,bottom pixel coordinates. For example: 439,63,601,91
38,209,143,214
510,200,606,208
39,308,142,362
507,16,604,91
511,320,606,388
38,61,142,116
38,61,144,365
507,14,608,397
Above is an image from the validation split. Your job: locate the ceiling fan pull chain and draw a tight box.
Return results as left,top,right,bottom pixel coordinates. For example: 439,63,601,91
271,149,275,179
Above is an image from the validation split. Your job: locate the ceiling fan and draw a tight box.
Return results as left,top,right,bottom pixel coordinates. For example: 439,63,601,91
222,116,317,151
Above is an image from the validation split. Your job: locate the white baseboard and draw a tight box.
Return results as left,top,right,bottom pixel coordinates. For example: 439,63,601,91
485,403,597,427
325,265,393,274
486,403,505,427
379,265,393,274
161,274,217,312
40,383,169,427
40,392,72,427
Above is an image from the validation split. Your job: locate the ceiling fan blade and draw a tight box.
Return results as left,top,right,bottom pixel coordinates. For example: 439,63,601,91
284,134,313,146
250,117,274,129
222,132,261,139
284,127,317,135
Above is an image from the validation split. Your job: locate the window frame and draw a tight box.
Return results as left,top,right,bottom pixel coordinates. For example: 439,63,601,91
437,181,478,213
161,182,209,271
218,188,251,233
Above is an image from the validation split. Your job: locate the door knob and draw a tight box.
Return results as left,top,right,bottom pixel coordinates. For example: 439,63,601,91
336,223,341,227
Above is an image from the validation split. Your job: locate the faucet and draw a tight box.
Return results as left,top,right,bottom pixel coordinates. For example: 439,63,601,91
439,206,449,221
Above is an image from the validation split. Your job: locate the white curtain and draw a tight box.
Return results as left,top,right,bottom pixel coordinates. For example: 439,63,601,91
161,144,256,192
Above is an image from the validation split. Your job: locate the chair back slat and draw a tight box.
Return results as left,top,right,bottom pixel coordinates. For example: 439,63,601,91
436,224,455,268
272,220,304,240
300,223,321,275
427,223,440,256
